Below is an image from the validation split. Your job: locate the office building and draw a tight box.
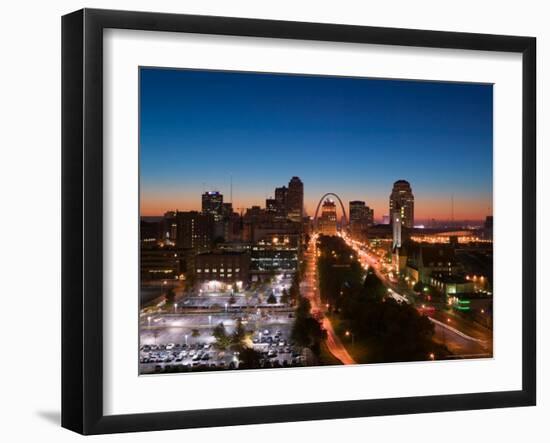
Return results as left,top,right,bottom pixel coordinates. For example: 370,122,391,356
318,199,337,235
287,176,304,223
202,191,224,221
194,251,250,283
389,180,414,228
175,211,214,252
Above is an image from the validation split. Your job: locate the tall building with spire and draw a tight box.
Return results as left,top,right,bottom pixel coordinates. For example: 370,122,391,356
287,176,304,223
389,180,414,228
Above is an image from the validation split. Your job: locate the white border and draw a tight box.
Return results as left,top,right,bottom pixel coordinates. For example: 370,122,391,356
103,29,523,416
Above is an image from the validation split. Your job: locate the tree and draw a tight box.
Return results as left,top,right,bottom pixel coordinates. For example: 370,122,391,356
280,288,290,305
229,293,236,305
413,281,424,293
238,348,263,369
267,292,277,304
232,317,246,345
212,322,232,349
164,287,176,306
291,297,326,355
191,328,200,338
363,268,386,301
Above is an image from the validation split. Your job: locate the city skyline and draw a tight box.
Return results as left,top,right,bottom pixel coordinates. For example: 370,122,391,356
139,67,494,375
140,68,493,221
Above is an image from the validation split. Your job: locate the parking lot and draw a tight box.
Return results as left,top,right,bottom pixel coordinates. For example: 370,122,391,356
140,274,303,374
140,314,302,374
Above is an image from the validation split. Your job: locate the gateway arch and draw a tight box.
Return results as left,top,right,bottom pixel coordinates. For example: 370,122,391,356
313,193,348,229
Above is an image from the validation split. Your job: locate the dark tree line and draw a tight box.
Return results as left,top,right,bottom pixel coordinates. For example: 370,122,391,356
316,235,444,363
291,297,326,356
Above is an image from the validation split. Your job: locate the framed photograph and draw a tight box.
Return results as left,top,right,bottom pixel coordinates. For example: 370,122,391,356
62,8,536,435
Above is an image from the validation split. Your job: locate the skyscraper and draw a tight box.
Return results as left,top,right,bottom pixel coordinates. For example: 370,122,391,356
389,180,414,228
202,191,223,221
318,199,337,235
349,200,373,241
349,200,367,225
392,211,402,250
265,198,277,214
274,186,288,220
287,176,304,223
175,211,214,251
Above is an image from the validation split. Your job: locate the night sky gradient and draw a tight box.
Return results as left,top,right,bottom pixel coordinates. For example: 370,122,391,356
140,68,493,222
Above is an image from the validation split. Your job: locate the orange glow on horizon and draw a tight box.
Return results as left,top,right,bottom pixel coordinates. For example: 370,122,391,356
140,195,492,221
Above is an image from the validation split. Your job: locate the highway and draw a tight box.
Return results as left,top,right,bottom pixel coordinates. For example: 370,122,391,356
302,237,356,365
340,233,493,358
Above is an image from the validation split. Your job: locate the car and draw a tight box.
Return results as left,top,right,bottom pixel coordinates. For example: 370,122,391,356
201,354,210,361
166,343,175,350
218,361,226,368
203,344,211,349
175,356,183,362
154,365,162,372
188,349,196,357
263,329,270,335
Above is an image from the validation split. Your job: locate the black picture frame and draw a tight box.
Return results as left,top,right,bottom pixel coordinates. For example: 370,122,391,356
62,8,536,435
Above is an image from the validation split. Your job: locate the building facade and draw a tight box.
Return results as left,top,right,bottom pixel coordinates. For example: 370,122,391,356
287,176,304,223
201,191,224,221
389,180,414,228
318,199,337,235
175,211,214,252
194,251,250,283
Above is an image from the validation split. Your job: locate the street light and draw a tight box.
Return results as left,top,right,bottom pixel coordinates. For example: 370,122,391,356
147,316,151,327
345,330,355,346
184,334,188,345
174,302,178,313
429,353,435,360
225,302,228,313
208,315,212,325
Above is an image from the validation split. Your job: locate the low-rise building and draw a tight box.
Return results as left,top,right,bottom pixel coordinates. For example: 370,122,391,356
194,251,250,284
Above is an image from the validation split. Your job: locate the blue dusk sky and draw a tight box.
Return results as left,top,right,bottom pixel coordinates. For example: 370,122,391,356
140,67,493,221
